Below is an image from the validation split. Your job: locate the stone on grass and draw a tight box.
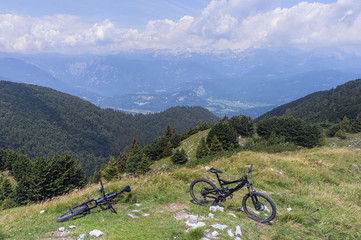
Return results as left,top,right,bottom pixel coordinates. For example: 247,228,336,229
227,213,237,218
210,223,228,230
58,227,66,232
209,205,224,212
227,229,234,237
235,226,242,236
40,210,45,214
78,233,86,240
89,229,104,238
69,225,77,229
208,213,214,218
287,207,292,212
211,231,219,237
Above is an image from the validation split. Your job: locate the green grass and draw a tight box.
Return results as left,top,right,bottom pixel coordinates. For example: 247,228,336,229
1,138,361,239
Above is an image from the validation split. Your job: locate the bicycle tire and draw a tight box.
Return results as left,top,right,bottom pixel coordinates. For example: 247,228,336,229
56,203,89,222
190,178,218,206
242,191,276,223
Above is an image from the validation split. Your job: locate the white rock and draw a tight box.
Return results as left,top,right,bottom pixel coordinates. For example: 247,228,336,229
211,231,219,237
204,166,210,171
132,210,141,212
227,213,237,218
135,203,141,207
209,205,224,212
69,225,77,229
89,229,104,238
78,233,86,240
142,213,150,217
235,237,242,240
235,226,242,236
188,215,199,224
40,210,45,214
58,227,66,232
287,207,292,212
210,223,228,230
227,229,234,237
208,213,214,218
184,220,206,230
200,238,210,240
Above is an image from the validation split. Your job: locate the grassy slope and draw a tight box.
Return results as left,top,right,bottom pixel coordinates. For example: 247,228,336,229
1,133,361,239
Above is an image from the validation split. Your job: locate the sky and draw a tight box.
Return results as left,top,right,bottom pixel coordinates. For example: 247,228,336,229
0,0,360,55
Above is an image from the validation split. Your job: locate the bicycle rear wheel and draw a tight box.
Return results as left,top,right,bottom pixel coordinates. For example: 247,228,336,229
56,203,89,222
190,178,218,206
242,192,276,223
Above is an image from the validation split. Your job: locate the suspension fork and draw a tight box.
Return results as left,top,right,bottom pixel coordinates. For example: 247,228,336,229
247,183,260,208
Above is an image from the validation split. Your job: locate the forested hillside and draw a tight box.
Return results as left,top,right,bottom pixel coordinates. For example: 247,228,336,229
257,78,361,123
0,81,219,175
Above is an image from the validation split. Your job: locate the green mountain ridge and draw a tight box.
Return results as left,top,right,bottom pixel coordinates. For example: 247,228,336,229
257,78,361,122
0,80,219,175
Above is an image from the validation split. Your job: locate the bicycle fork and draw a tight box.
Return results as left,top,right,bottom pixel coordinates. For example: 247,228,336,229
247,183,262,211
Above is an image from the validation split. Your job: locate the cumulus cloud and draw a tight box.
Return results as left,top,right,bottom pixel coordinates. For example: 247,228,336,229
0,0,360,54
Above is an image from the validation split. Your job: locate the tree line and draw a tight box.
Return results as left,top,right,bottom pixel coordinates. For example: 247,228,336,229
0,150,85,209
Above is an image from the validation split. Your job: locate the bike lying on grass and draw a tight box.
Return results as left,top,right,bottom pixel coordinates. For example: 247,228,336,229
190,164,276,223
56,180,131,222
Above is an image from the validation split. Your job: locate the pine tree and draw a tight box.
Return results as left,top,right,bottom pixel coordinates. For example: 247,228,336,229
117,147,129,174
1,177,12,197
164,124,173,139
209,135,223,155
162,141,173,158
196,137,209,159
351,113,361,133
136,154,151,175
130,138,140,156
101,156,119,181
171,149,188,165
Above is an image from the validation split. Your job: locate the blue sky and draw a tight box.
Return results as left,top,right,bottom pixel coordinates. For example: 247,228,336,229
1,0,360,55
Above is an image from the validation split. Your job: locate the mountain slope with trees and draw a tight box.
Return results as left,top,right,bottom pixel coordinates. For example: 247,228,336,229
256,78,361,123
0,81,219,175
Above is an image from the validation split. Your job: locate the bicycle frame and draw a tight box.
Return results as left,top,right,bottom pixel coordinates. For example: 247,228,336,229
84,181,130,214
212,165,255,199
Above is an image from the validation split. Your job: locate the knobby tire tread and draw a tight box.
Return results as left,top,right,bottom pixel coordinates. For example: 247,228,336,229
56,203,89,222
242,191,276,223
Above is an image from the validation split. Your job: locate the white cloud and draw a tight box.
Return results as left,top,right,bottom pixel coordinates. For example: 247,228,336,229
0,0,360,54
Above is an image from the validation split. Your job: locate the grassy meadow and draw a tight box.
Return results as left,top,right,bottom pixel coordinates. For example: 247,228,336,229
0,133,360,239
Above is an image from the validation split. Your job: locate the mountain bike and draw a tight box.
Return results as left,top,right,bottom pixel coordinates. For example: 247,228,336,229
190,164,276,223
56,180,131,222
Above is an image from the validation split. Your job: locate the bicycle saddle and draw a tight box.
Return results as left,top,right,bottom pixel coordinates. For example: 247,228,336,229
210,168,223,173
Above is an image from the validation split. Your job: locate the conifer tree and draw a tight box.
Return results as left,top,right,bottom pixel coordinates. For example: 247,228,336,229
196,137,209,159
351,113,361,133
209,135,223,155
117,146,129,174
1,177,12,197
130,138,140,156
171,149,188,165
136,154,151,175
101,156,119,181
162,141,173,158
164,123,173,139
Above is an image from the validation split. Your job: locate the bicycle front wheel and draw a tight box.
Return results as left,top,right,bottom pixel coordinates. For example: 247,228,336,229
190,178,218,206
56,203,89,222
242,192,276,223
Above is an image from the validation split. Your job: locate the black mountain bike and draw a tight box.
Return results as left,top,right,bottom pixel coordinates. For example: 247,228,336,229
190,165,276,223
56,180,131,222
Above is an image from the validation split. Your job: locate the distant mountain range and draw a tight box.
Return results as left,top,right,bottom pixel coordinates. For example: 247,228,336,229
1,48,361,117
256,78,361,123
